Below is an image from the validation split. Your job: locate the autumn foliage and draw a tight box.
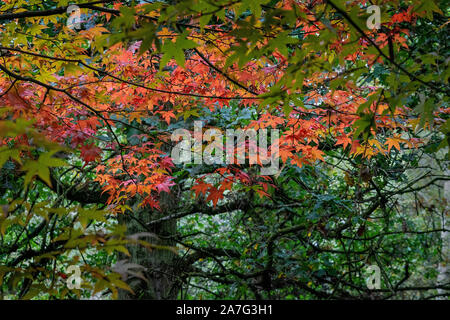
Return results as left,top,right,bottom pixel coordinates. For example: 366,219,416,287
0,0,448,300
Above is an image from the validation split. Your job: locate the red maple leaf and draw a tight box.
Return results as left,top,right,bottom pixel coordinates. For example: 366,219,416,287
192,182,213,197
156,178,175,194
81,143,102,163
206,186,224,207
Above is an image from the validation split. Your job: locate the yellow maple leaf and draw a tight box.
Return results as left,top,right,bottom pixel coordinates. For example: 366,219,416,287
385,136,402,152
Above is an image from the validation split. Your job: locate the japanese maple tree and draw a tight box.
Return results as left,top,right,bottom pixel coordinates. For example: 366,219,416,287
0,0,448,300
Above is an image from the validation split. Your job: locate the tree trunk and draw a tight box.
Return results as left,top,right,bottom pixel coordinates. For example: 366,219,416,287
437,179,450,299
118,192,180,299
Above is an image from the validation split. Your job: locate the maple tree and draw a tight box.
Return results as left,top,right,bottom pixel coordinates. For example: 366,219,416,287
0,0,449,300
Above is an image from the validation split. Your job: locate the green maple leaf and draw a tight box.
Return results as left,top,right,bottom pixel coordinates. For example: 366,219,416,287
160,30,197,70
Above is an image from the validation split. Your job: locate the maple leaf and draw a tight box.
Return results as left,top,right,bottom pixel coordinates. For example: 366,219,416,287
81,143,102,163
192,182,213,197
309,147,325,161
385,137,402,152
255,187,269,198
279,147,294,163
160,111,176,124
206,186,224,207
219,179,234,192
335,134,352,150
156,179,175,194
159,30,197,69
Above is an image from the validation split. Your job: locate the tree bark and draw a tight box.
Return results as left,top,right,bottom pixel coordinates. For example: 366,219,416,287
118,192,180,299
437,179,450,299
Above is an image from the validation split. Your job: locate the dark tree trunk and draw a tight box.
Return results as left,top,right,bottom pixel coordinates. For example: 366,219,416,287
118,192,180,299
